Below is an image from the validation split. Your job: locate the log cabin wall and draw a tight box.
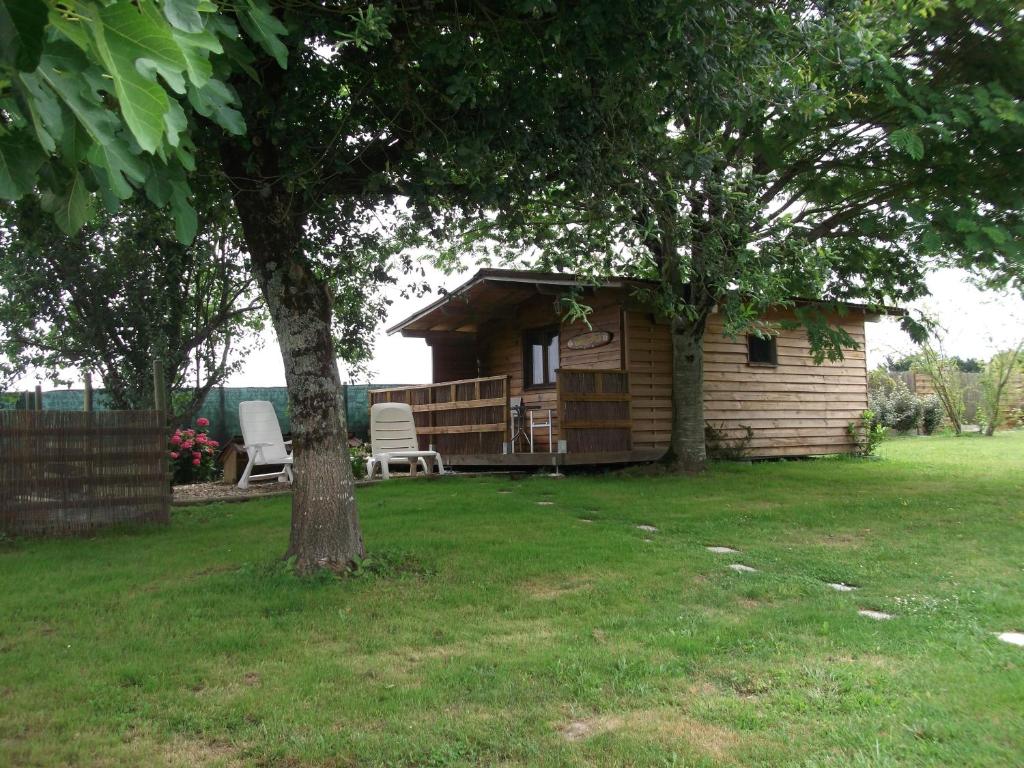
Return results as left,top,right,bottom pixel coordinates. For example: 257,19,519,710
474,291,624,451
430,338,480,383
626,308,869,458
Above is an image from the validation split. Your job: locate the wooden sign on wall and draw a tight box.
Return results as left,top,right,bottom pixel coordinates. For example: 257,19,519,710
566,330,613,351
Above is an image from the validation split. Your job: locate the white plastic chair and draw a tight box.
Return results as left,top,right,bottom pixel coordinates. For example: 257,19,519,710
238,400,294,489
367,402,446,480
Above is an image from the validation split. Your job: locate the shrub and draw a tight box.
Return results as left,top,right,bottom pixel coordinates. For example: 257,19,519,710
848,410,886,456
169,418,220,484
887,383,923,433
868,376,923,433
349,443,369,479
920,395,943,435
1009,407,1024,429
704,422,753,460
867,389,889,430
869,368,901,397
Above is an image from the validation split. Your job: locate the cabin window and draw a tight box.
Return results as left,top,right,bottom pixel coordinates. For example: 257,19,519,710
524,327,560,387
747,334,778,366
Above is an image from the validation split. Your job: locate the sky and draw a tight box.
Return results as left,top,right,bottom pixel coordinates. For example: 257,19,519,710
220,265,1024,389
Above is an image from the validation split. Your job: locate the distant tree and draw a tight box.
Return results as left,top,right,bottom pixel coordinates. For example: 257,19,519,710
0,191,264,423
884,354,921,373
950,356,985,374
886,353,983,373
979,344,1024,436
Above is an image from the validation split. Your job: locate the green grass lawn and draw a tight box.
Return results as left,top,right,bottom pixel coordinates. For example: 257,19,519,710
2,433,1023,767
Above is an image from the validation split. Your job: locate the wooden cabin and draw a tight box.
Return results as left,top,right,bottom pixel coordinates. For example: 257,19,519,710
372,269,891,468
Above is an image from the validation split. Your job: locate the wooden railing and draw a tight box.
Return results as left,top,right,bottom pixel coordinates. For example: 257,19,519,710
369,376,510,455
557,368,632,453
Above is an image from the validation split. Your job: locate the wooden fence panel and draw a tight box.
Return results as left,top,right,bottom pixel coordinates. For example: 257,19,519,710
369,376,510,455
0,410,170,536
893,371,982,424
558,368,632,453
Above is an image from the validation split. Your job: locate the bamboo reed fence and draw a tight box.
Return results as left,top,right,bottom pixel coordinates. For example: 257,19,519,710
0,408,170,537
369,376,510,455
557,368,633,453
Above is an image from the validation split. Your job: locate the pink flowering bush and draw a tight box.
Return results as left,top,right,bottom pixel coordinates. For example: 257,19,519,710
168,418,220,484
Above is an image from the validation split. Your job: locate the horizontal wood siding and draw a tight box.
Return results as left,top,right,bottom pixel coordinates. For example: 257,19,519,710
625,311,672,450
476,293,623,451
627,308,869,458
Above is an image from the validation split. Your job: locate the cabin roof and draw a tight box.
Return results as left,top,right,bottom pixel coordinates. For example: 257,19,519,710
387,268,903,337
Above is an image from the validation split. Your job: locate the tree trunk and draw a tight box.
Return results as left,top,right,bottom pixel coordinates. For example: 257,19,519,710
269,264,365,574
220,153,365,575
662,314,708,473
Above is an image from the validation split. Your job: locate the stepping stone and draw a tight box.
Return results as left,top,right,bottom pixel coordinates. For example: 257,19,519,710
498,490,512,494
858,609,893,620
826,582,857,592
636,524,658,532
578,518,594,524
643,538,654,543
706,546,739,554
537,501,554,506
997,632,1024,647
728,564,757,573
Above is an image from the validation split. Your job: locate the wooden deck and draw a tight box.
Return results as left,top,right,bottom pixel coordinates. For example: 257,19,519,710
443,449,665,469
369,370,652,469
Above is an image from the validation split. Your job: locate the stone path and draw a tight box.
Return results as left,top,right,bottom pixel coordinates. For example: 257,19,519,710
571,512,1022,636
728,563,757,573
858,609,893,620
826,582,858,592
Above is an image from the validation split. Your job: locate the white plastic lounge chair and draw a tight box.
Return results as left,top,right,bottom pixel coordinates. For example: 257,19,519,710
367,402,446,480
238,400,294,489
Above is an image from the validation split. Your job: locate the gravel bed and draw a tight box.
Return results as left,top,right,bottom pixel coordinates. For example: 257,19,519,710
172,481,293,506
172,470,523,506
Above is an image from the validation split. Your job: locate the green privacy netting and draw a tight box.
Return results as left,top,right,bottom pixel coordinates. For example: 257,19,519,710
0,385,402,443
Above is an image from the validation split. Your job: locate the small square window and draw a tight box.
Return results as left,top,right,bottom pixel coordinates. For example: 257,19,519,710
747,334,777,366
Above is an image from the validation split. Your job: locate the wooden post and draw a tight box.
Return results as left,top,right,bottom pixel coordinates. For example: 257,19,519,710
83,372,93,413
152,359,167,418
218,385,226,444
503,376,511,454
23,391,31,410
34,384,43,411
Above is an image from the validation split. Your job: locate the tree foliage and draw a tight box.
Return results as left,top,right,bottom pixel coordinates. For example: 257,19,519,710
0,0,288,239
